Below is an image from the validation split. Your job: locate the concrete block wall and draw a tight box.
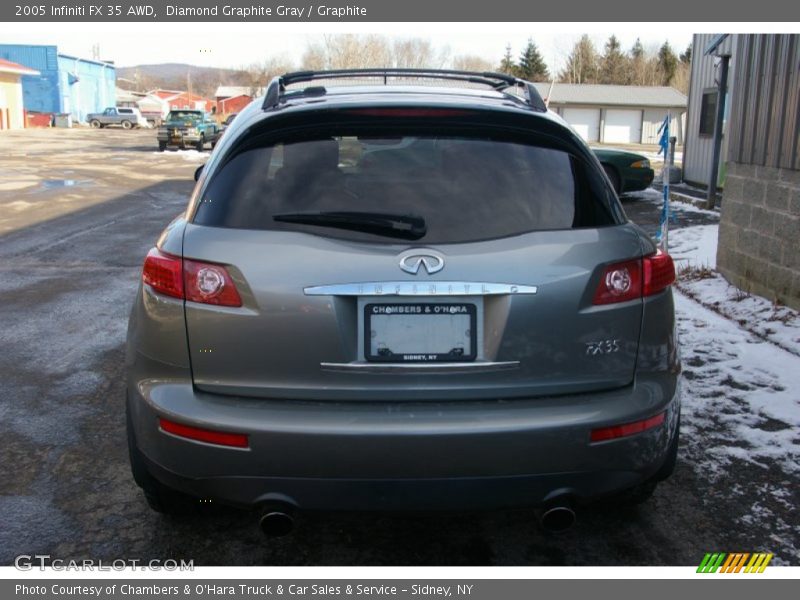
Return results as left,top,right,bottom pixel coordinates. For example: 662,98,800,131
717,162,800,310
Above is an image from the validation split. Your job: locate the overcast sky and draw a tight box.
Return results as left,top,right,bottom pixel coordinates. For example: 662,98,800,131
3,23,694,74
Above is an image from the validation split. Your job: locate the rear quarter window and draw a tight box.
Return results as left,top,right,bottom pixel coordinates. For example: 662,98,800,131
194,130,617,244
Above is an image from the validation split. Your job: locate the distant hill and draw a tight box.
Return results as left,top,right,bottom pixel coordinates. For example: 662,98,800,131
117,63,253,98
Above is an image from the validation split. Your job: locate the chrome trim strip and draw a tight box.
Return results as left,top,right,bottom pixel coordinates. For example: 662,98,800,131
320,360,520,373
304,281,537,296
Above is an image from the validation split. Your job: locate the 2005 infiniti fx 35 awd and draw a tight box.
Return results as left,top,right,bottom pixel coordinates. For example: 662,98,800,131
126,69,680,534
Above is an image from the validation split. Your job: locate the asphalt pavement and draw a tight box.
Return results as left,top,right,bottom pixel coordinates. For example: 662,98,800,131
1,128,789,567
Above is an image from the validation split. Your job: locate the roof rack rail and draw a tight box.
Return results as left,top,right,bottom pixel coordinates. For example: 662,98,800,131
261,68,547,112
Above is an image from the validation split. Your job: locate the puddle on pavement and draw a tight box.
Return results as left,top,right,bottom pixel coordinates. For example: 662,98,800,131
38,179,94,190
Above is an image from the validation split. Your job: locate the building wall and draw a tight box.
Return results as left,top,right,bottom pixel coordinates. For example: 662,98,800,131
641,109,684,145
717,34,800,310
683,34,738,187
137,95,167,118
551,103,685,145
217,94,252,115
0,45,115,122
57,55,115,122
0,72,26,129
0,44,61,113
726,35,800,171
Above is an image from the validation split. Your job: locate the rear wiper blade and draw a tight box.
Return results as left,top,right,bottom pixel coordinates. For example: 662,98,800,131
273,211,426,240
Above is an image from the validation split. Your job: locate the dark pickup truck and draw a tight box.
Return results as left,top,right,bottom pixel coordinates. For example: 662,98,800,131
156,110,220,151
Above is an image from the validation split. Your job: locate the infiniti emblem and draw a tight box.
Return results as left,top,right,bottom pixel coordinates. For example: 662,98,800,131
398,250,445,275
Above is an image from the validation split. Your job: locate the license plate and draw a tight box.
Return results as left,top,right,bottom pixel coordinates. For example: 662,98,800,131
364,303,477,362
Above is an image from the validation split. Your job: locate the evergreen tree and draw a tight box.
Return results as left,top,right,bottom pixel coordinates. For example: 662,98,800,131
680,42,692,64
631,38,645,60
658,41,679,85
599,35,629,84
517,38,550,81
499,44,516,75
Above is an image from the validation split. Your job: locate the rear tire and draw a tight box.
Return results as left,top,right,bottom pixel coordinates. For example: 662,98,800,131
126,395,193,515
602,164,621,194
121,120,132,130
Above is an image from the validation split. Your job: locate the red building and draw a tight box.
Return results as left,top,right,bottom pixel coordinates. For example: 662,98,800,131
215,86,262,116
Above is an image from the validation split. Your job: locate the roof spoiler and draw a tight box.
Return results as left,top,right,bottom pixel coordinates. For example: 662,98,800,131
261,68,547,112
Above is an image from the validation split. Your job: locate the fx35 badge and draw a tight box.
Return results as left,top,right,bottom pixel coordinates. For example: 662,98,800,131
585,339,621,356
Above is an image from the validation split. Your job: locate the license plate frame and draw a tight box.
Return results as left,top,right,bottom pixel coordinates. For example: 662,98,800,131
363,302,478,363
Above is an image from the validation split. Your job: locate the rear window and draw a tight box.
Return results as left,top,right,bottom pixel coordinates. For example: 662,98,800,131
194,132,617,244
168,111,201,120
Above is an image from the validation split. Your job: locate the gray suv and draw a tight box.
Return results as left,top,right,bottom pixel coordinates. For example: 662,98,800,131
126,69,680,535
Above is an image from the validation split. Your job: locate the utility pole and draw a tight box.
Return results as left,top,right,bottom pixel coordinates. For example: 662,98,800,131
706,56,729,209
704,35,732,210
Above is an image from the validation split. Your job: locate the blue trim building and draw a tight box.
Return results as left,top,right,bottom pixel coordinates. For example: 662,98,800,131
0,44,115,123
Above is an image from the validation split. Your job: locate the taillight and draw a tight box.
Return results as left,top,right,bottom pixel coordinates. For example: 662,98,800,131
643,250,676,296
592,251,675,305
142,248,183,299
184,258,242,307
142,248,242,307
593,259,642,304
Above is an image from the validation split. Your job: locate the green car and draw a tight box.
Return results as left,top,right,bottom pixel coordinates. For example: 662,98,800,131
592,148,655,194
157,110,220,152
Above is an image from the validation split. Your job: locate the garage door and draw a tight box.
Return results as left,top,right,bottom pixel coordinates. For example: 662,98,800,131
562,108,600,142
604,109,642,144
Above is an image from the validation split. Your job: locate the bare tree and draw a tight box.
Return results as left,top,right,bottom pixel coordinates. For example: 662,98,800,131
301,34,457,72
393,38,449,68
559,35,599,84
301,34,393,69
452,54,494,72
240,56,293,95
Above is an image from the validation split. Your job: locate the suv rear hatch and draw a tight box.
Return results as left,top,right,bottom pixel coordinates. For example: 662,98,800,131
181,108,645,401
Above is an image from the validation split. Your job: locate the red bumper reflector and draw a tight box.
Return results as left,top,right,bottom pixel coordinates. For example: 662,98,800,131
159,418,249,448
590,412,666,443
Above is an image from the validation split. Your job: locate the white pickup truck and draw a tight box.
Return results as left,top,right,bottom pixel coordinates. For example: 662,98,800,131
87,107,149,129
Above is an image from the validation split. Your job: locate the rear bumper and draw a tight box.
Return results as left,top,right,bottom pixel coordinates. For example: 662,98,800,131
157,131,202,144
127,354,680,511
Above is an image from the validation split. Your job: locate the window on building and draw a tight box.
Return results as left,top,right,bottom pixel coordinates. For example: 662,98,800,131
699,90,718,136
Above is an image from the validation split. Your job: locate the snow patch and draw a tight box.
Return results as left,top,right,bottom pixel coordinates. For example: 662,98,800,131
669,224,719,269
639,187,721,217
153,149,207,162
676,291,800,479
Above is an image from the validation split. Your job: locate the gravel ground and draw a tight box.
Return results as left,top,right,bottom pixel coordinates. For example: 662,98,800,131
1,129,795,566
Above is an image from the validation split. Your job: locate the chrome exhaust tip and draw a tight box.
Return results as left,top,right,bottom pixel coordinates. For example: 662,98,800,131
539,505,576,532
258,507,295,537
